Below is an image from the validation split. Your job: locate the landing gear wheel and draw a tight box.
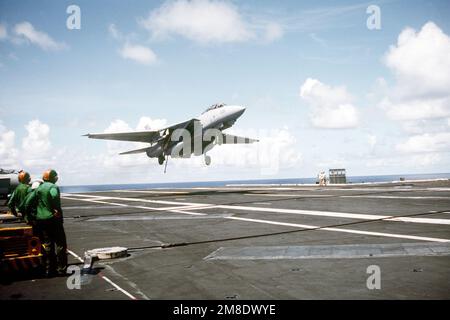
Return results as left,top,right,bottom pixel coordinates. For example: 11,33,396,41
158,155,165,165
205,155,211,166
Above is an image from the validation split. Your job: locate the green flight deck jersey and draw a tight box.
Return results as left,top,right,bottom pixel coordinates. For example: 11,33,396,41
7,182,30,214
35,181,63,220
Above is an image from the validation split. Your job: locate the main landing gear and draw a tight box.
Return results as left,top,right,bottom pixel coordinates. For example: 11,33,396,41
204,155,211,166
159,154,211,167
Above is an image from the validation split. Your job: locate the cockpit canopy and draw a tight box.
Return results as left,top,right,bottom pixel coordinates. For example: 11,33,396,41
202,103,226,114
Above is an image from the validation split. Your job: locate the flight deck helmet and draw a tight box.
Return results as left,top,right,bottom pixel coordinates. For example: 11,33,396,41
43,169,58,183
18,171,31,184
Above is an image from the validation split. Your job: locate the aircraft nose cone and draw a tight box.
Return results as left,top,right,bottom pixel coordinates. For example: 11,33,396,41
235,106,246,117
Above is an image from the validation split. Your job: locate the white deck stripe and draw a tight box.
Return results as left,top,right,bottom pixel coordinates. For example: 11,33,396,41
213,205,450,225
228,217,450,243
63,193,205,207
62,196,206,216
67,249,84,262
62,195,450,245
111,190,189,194
342,195,449,199
100,276,137,300
246,193,449,200
67,249,137,300
218,205,386,220
245,193,332,197
63,194,450,225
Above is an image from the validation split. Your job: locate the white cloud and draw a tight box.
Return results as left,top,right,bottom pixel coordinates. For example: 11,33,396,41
410,153,441,166
108,23,123,40
385,22,450,97
13,21,67,51
381,22,450,120
0,122,19,168
108,24,158,65
139,0,254,44
22,120,51,152
119,43,157,65
0,119,54,173
374,22,450,170
365,153,443,168
299,78,359,129
104,119,132,134
368,134,377,149
400,118,449,135
380,96,450,121
396,132,450,153
136,117,167,131
22,119,53,167
0,23,7,40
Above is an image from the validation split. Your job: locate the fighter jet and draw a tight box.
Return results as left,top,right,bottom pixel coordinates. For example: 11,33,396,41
84,103,258,168
0,169,19,199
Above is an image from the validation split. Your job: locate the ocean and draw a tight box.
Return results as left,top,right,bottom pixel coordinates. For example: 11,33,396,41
60,172,450,193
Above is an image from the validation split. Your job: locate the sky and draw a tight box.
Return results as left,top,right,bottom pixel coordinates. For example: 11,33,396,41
1,0,450,185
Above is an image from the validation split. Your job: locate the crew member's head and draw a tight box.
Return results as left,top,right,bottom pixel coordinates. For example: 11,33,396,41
18,171,31,184
43,169,58,184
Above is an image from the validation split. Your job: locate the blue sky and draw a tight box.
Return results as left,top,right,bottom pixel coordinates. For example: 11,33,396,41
1,0,450,185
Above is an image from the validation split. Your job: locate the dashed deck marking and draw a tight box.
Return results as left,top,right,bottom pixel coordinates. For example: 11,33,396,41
227,216,450,243
341,195,450,199
213,204,450,225
246,193,450,200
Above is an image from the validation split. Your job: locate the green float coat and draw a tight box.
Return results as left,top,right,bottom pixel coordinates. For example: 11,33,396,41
35,181,63,220
7,182,30,212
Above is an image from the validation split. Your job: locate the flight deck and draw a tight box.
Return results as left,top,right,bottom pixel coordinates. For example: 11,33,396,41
1,180,450,299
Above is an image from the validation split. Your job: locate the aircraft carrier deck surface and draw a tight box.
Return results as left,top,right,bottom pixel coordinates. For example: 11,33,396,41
1,180,450,300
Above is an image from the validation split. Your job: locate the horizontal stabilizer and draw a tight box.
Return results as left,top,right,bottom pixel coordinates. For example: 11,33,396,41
119,146,152,155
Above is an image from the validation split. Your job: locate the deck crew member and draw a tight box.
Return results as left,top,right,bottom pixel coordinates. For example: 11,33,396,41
318,171,327,186
19,180,43,228
26,169,68,277
7,170,31,217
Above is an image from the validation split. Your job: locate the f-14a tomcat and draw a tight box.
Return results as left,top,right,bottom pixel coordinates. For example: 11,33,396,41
84,103,258,168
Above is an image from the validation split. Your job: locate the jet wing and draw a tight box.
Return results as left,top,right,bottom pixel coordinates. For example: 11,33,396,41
220,133,259,144
84,130,160,143
84,118,199,143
